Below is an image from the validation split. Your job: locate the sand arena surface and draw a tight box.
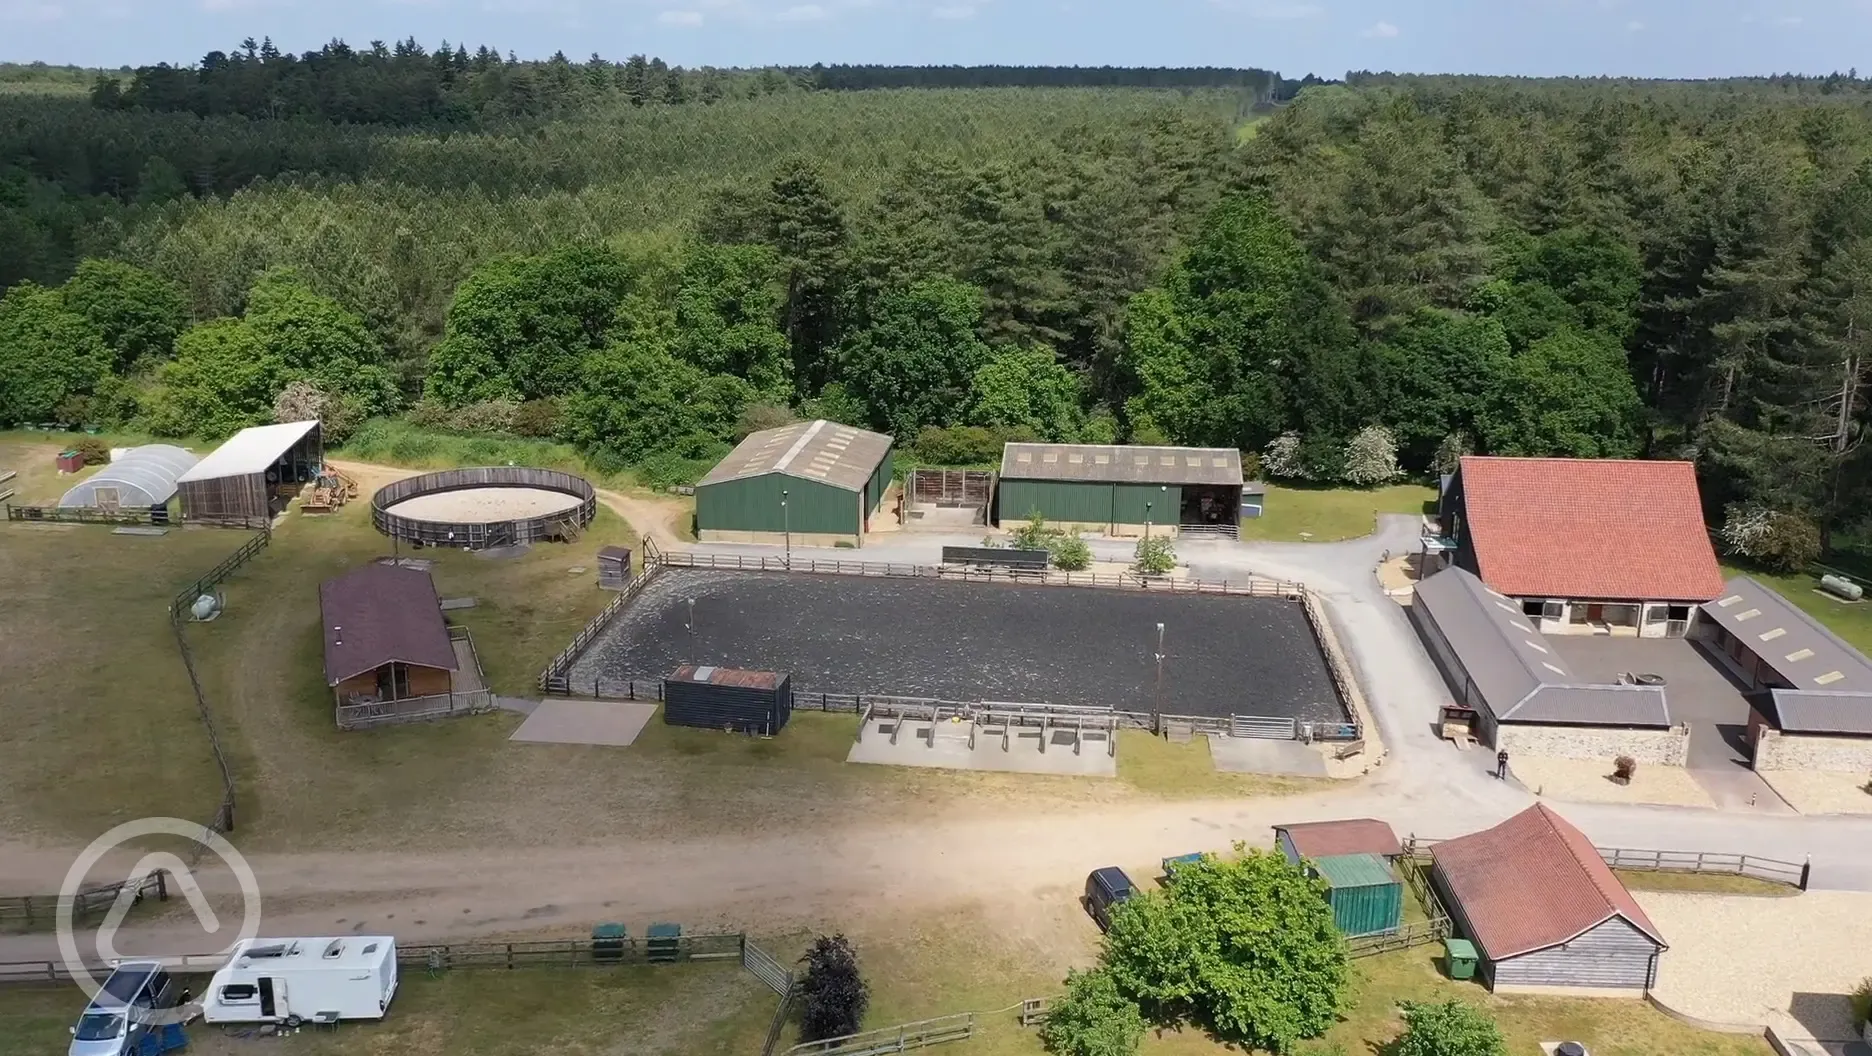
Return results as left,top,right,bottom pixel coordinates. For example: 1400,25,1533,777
384,486,583,524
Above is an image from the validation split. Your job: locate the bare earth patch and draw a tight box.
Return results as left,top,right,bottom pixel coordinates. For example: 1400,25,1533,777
385,486,584,523
1756,770,1872,815
1639,890,1872,1041
1511,757,1716,808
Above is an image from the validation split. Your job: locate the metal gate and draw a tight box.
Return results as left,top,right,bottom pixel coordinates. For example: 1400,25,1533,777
909,469,993,509
1230,714,1299,739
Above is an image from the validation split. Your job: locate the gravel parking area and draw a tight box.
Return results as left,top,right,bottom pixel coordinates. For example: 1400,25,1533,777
1759,771,1872,815
1640,890,1872,1040
385,486,583,524
568,568,1344,721
1510,757,1716,808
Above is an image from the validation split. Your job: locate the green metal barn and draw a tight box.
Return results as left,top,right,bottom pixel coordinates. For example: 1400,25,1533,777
995,443,1247,539
695,420,894,548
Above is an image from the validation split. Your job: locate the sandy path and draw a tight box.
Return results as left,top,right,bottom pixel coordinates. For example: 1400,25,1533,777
325,459,689,551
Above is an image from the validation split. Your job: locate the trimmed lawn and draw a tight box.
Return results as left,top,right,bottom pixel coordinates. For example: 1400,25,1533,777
0,523,237,841
1239,484,1437,543
1613,869,1800,898
1115,731,1329,799
1722,564,1872,654
0,962,775,1056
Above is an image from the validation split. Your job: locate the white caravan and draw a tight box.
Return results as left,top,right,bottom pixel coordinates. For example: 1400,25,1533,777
202,937,398,1025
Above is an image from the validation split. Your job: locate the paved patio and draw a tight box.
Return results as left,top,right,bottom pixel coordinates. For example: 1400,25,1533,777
510,699,656,746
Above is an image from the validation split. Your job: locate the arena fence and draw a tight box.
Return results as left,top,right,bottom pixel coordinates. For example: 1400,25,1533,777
653,549,1304,597
371,466,598,550
544,676,1357,744
538,540,1356,741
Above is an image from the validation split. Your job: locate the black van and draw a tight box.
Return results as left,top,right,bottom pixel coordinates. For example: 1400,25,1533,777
1083,867,1135,931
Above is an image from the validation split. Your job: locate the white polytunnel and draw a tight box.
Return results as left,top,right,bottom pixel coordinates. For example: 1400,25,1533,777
57,444,199,509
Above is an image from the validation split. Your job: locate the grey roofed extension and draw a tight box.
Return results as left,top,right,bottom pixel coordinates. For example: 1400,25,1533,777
1706,576,1872,694
999,443,1243,486
696,419,892,493
1707,576,1872,734
1413,566,1671,727
1761,690,1872,735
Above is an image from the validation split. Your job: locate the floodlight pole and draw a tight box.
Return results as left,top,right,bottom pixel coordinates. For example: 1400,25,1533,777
687,597,696,634
781,490,791,569
1153,622,1166,736
1144,502,1152,542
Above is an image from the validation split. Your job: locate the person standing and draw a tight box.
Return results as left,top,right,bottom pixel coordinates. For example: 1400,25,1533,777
1495,748,1509,780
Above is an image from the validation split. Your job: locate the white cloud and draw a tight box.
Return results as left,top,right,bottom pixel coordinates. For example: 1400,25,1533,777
930,3,974,17
1361,19,1398,37
1625,18,1643,30
1772,14,1803,25
656,7,704,23
777,2,827,18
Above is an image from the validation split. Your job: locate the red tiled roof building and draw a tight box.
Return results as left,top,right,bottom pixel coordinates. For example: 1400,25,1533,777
1440,456,1724,636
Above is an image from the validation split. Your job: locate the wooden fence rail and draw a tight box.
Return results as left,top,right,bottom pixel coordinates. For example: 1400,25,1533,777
0,932,751,988
336,689,497,730
781,1013,976,1056
1346,916,1451,959
1402,836,1807,889
0,871,168,930
538,561,665,692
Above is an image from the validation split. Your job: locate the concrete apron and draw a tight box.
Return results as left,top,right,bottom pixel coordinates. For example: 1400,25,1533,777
1685,721,1796,813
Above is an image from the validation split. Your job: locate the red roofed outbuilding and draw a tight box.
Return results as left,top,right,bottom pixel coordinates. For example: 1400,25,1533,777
1439,456,1723,638
1430,804,1665,993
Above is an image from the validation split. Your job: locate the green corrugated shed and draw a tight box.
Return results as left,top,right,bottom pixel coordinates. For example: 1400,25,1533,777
694,420,893,538
998,480,1114,525
1312,853,1402,938
698,473,859,534
1112,483,1177,526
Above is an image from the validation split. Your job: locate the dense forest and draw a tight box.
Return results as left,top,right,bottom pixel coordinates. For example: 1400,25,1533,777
5,45,1872,557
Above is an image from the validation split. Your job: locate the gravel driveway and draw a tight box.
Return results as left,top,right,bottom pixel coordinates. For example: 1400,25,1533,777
1640,890,1872,1041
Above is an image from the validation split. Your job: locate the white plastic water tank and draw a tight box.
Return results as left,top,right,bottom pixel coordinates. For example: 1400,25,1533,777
190,594,220,621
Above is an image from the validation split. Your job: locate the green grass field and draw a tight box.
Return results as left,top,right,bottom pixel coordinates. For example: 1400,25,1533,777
1611,869,1800,898
1,446,1317,855
1238,483,1437,543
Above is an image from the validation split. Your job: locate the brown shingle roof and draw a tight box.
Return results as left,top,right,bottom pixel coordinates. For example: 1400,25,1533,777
1274,818,1402,859
319,564,456,685
1432,804,1664,959
1458,456,1724,602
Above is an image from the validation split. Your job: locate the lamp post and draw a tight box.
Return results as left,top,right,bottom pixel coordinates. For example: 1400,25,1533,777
1144,501,1153,542
781,489,790,568
686,597,696,633
1152,622,1166,736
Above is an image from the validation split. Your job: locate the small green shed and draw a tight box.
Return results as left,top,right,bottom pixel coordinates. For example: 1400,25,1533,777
1310,853,1403,938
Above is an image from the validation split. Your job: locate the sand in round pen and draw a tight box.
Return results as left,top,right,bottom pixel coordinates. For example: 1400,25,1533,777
384,487,584,524
568,569,1345,723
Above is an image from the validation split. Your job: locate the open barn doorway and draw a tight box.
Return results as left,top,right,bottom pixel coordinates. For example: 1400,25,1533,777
1180,483,1242,538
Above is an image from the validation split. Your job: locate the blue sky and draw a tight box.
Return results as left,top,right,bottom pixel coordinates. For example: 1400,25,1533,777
1,0,1866,78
